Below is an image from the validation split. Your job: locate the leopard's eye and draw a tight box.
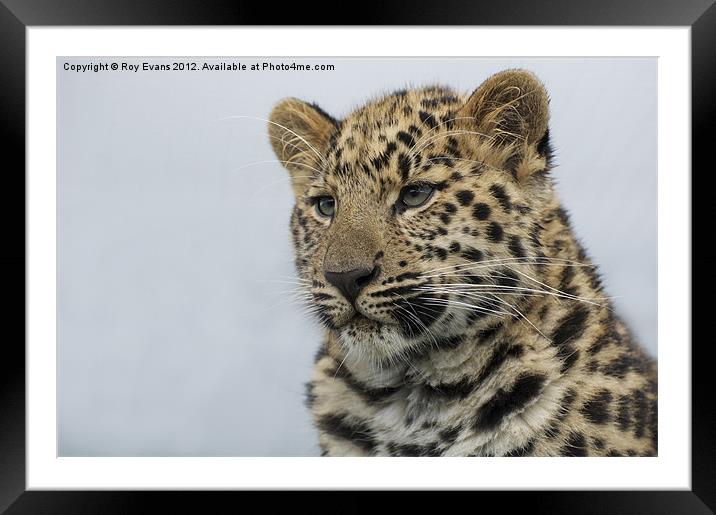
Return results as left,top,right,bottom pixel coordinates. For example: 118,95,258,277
399,184,434,209
315,196,335,218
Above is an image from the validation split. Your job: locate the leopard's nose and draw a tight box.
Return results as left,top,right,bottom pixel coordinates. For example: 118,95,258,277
324,266,379,305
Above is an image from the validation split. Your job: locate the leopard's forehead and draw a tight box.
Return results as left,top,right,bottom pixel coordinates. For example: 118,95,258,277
345,85,462,123
321,86,468,189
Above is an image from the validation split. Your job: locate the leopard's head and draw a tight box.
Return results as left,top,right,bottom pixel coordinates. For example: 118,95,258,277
269,69,554,368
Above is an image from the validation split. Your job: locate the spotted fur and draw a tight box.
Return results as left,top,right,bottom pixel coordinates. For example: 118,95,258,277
268,69,657,457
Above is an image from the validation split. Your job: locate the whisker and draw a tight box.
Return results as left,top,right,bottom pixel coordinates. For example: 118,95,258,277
255,175,314,195
333,346,354,379
256,278,312,286
421,296,513,318
218,114,328,167
232,159,323,176
261,293,315,313
394,294,440,350
265,133,323,169
417,283,607,306
482,292,550,341
408,129,496,160
500,265,607,307
408,115,476,153
420,256,595,277
425,156,486,168
274,274,311,282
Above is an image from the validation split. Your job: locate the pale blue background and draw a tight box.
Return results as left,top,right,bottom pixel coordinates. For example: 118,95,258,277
57,57,657,456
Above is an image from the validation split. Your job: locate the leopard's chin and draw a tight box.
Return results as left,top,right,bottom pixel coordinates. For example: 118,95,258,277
336,320,411,367
327,312,381,335
346,312,385,332
330,304,398,331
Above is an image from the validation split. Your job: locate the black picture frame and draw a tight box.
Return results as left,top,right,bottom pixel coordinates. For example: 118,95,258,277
1,1,711,512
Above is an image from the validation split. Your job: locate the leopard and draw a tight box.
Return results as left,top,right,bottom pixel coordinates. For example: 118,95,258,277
267,69,657,457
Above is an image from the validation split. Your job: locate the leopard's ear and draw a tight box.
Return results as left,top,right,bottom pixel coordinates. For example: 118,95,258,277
268,98,337,197
458,69,552,181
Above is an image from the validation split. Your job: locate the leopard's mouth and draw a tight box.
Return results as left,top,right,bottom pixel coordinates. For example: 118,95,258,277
348,312,381,329
338,310,401,334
